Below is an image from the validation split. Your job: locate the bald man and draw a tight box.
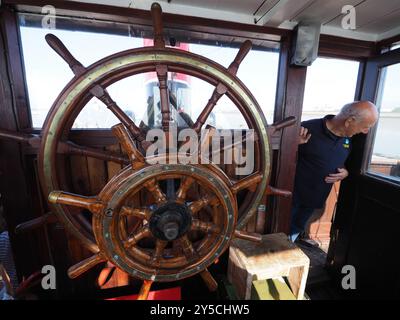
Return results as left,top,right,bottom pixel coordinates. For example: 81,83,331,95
289,101,378,244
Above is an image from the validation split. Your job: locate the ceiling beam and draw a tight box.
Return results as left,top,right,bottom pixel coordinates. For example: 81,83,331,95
255,0,291,26
4,0,288,42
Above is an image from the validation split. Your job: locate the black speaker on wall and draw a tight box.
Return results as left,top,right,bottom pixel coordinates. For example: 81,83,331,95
290,21,321,67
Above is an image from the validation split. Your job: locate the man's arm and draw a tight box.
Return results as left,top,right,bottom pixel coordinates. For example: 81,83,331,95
324,168,349,183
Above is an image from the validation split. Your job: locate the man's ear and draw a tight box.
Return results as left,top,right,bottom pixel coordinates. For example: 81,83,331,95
344,116,356,127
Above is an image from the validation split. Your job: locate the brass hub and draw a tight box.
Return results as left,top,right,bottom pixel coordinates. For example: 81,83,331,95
149,202,192,241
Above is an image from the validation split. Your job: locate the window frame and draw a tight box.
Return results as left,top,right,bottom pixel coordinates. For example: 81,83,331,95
360,47,400,185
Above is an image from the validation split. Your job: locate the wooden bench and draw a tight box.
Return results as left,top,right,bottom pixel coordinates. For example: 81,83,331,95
228,232,310,300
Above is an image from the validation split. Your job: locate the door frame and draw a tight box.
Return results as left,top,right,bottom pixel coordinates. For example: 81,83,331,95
327,47,400,282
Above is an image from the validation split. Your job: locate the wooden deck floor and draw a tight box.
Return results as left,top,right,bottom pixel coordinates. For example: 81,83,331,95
296,240,344,300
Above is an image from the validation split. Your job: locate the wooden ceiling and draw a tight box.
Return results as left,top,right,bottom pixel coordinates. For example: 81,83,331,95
67,0,400,41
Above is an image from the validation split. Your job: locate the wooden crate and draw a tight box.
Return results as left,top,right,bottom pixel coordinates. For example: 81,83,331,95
251,278,296,300
228,233,310,300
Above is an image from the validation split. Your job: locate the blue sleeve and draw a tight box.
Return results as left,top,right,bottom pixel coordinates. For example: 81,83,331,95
300,119,313,129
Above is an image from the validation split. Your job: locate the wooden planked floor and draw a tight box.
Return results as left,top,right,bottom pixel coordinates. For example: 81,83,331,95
296,241,344,300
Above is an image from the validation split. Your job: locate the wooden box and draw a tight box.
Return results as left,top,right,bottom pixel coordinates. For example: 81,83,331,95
228,232,310,300
251,278,296,300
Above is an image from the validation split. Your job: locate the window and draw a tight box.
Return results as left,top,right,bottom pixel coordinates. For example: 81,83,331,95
302,57,360,121
367,63,400,182
19,14,279,130
19,18,145,129
189,44,279,126
390,43,400,51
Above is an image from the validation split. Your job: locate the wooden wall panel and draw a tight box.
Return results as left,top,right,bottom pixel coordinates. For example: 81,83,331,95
87,156,107,195
69,155,91,196
255,194,267,234
105,144,123,181
245,214,257,233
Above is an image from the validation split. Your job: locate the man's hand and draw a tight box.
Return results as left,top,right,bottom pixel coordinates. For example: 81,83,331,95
299,126,311,144
325,168,349,184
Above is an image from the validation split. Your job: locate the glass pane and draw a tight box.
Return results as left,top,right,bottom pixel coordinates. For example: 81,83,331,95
302,57,359,120
368,63,400,181
19,23,144,128
391,43,400,51
19,15,279,130
190,43,279,125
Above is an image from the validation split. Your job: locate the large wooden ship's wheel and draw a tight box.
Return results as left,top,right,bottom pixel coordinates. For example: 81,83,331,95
0,3,295,299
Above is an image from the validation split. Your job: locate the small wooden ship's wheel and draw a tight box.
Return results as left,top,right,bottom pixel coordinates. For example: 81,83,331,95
50,157,240,288
0,2,295,298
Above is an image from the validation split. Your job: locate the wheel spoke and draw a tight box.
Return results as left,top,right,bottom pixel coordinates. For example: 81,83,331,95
124,226,151,249
92,87,146,143
265,185,292,197
191,219,220,234
0,128,41,148
120,206,152,220
176,234,198,261
112,123,146,170
197,125,217,162
15,212,56,234
226,40,252,75
267,116,296,135
57,140,129,165
175,177,194,204
45,33,85,75
189,194,219,214
0,128,130,166
192,41,252,133
156,65,170,131
137,280,154,300
119,215,128,241
151,240,168,263
211,130,258,160
199,125,217,149
48,191,104,215
234,229,262,243
144,178,167,205
199,268,218,292
68,253,105,279
192,83,226,133
151,3,165,48
46,34,147,144
166,179,176,200
231,172,263,194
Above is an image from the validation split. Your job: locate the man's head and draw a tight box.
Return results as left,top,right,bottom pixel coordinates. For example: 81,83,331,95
336,101,378,137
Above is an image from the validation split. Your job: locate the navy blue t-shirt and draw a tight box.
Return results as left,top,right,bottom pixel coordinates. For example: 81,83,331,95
293,115,351,208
